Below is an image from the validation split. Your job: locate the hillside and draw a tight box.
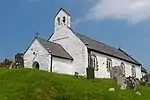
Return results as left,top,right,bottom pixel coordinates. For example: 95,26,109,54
0,69,149,100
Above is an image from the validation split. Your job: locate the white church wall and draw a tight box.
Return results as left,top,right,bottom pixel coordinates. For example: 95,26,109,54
52,56,73,75
141,72,147,77
91,51,142,79
50,27,88,76
24,39,50,71
50,9,89,76
135,65,142,79
91,51,111,78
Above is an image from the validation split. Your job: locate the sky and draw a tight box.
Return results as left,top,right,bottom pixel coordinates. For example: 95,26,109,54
0,0,150,69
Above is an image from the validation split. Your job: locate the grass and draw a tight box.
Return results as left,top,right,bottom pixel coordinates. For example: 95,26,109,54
0,68,149,100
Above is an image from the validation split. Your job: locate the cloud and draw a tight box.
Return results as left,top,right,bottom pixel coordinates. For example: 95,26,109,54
87,0,150,23
72,19,83,26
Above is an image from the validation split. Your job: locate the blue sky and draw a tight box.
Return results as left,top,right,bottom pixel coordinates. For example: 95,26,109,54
0,0,150,69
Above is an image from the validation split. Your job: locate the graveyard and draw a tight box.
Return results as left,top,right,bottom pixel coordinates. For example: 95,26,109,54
0,68,149,100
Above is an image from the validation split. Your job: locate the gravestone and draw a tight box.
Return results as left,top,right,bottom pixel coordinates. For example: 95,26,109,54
74,72,79,78
110,66,127,90
110,66,139,90
86,67,95,79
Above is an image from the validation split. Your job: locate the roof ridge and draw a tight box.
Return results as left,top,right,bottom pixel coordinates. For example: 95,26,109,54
38,37,60,46
54,8,71,19
118,48,141,65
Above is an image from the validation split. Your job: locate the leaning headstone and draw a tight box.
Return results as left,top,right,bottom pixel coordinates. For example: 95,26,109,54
116,75,126,86
111,66,140,90
110,66,127,90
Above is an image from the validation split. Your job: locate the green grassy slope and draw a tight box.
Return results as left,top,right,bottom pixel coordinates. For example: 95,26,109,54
0,69,149,100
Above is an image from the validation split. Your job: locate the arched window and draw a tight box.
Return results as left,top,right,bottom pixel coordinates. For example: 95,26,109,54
90,54,98,71
62,16,66,23
57,17,60,25
132,65,136,77
107,58,112,72
120,62,125,75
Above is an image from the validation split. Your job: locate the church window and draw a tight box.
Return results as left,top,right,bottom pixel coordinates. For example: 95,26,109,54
107,58,112,72
33,52,36,55
131,65,136,77
90,54,98,71
62,16,66,23
120,62,125,75
57,17,60,25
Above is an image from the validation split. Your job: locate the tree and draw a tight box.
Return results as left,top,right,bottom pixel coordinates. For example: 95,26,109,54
3,59,12,67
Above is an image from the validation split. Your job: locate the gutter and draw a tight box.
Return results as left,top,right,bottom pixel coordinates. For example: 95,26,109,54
88,48,141,66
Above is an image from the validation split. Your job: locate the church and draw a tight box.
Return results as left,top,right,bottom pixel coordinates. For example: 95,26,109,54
24,8,146,79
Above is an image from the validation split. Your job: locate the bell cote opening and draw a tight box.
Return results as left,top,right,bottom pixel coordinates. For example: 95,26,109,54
54,8,71,31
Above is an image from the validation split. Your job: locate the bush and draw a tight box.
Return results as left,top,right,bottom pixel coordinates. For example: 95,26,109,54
140,74,150,86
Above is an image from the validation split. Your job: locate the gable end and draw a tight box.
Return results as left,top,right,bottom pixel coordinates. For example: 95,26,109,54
54,8,71,19
24,37,42,55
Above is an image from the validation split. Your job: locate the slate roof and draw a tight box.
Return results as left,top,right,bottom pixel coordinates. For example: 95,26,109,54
37,38,73,60
76,33,141,65
141,67,147,73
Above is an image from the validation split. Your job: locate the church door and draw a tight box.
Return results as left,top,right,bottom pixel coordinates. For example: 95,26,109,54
32,61,40,69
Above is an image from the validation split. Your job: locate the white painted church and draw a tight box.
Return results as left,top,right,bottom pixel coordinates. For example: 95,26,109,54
24,8,147,79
